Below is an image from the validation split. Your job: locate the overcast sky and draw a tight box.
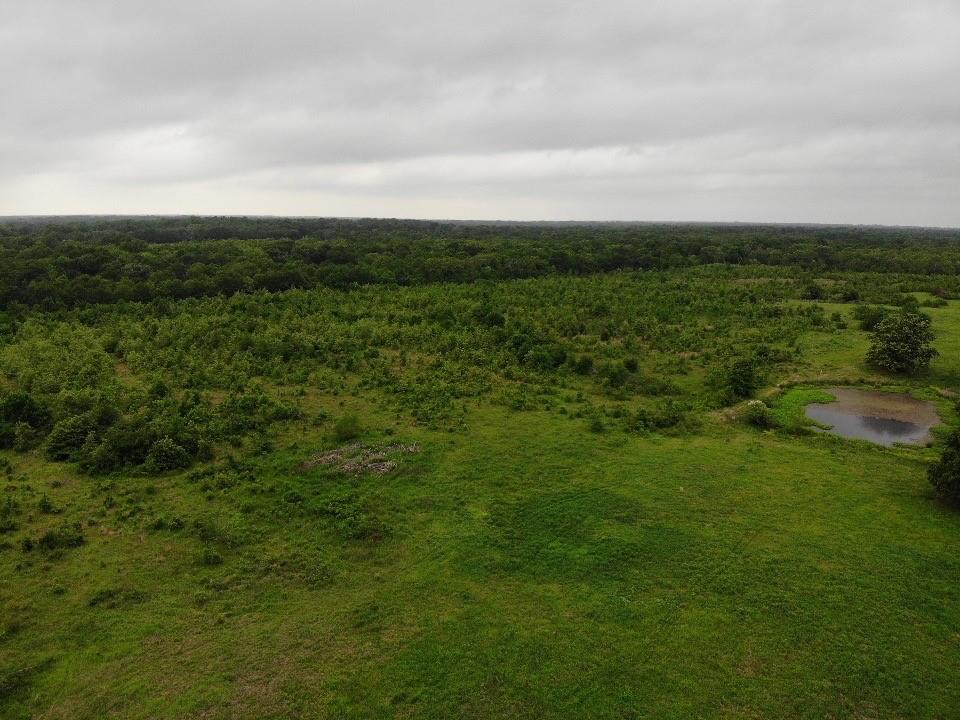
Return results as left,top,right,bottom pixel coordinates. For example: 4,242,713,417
1,1,958,225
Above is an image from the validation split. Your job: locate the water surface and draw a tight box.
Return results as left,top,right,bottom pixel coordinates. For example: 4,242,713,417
804,388,940,447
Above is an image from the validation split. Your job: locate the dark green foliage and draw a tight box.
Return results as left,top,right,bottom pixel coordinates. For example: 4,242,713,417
853,304,888,331
77,419,152,474
866,312,938,375
37,495,58,514
0,392,50,449
197,547,224,567
318,493,387,541
3,217,960,310
929,429,960,504
143,437,191,474
598,361,629,388
717,357,762,403
571,355,594,375
45,414,99,461
2,217,960,719
627,400,688,433
0,497,19,534
588,415,606,433
37,522,84,551
0,392,51,429
216,390,300,436
333,413,363,442
741,400,779,429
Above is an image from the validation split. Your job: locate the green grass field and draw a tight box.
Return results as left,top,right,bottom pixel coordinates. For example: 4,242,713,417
2,280,959,719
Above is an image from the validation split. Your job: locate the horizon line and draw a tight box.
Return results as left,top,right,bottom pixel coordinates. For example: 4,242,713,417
2,214,959,232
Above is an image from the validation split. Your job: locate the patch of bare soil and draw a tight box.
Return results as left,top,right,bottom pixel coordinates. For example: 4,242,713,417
297,442,420,476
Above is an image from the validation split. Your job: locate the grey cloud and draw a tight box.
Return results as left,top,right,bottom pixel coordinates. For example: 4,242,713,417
0,0,958,224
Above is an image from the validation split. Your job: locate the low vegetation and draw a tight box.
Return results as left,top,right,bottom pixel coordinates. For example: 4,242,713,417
1,218,959,719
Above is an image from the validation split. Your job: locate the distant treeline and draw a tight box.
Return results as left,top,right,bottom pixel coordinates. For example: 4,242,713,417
2,217,960,310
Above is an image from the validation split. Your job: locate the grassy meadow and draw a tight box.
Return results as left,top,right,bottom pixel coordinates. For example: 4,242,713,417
1,220,960,718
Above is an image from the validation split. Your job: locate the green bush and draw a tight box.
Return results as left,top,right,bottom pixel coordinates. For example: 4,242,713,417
78,420,152,474
717,357,762,403
852,304,889,331
333,413,363,442
628,400,687,433
588,415,606,433
741,400,779,429
0,392,51,448
0,391,51,429
598,361,629,388
929,429,960,504
37,522,85,551
197,547,224,566
570,355,594,375
144,437,191,474
0,497,19,533
45,414,98,461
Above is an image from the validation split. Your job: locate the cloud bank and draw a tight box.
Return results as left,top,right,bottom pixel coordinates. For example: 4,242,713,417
1,0,958,224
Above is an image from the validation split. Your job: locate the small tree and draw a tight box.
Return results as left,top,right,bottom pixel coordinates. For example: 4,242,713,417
866,312,937,375
720,357,762,402
144,436,191,474
852,304,888,331
929,429,960,504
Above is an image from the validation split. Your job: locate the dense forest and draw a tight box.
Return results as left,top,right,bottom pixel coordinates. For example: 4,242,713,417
3,217,960,312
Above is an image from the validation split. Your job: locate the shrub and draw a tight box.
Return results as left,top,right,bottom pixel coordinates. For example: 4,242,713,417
929,429,960,504
45,414,98,461
333,413,363,442
144,436,191,474
37,495,58,514
588,415,606,433
802,283,824,300
598,361,629,388
319,493,388,541
741,400,779,429
78,418,152,474
0,497,19,533
197,547,224,566
852,304,888,331
0,392,51,430
718,357,762,403
37,522,84,551
571,355,594,375
12,422,39,451
628,400,687,433
866,312,937,375
527,345,567,371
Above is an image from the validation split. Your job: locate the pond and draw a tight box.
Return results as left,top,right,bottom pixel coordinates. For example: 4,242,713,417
804,387,941,447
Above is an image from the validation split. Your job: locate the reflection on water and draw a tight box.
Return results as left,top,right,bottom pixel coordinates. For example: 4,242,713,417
806,406,929,446
804,387,940,447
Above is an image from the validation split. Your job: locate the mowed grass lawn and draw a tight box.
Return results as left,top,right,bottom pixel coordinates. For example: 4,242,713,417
2,302,960,719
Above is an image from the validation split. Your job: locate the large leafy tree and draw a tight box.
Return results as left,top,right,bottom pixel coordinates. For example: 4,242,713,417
866,312,937,374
